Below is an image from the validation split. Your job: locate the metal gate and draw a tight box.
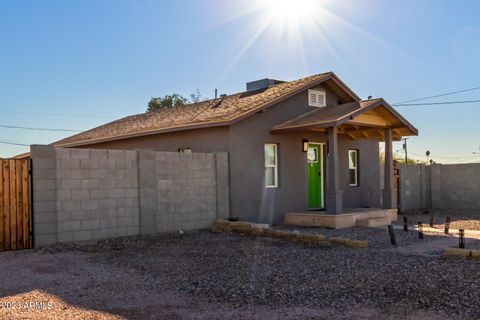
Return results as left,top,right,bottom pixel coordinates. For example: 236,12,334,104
0,159,32,251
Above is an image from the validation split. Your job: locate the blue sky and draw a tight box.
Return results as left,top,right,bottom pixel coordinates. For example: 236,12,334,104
0,0,479,163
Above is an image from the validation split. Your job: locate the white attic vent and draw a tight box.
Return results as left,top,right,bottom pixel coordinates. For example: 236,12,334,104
308,89,326,107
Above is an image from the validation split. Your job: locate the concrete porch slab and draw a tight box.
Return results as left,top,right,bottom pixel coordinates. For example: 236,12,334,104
356,217,392,228
284,208,397,229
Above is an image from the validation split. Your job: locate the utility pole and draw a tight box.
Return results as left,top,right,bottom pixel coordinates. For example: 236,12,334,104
402,138,409,164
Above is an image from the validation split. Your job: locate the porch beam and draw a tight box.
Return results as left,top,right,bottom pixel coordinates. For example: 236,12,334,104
345,132,357,140
347,112,391,127
340,128,383,140
383,127,396,209
325,126,343,214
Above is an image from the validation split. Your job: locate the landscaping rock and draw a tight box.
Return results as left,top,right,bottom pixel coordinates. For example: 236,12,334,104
5,229,480,319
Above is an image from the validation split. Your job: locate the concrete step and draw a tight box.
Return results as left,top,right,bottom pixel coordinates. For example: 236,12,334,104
356,217,391,228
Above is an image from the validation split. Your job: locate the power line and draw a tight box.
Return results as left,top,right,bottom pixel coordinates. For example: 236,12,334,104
0,124,81,132
393,99,480,107
395,86,480,104
0,141,30,147
0,110,113,119
409,152,478,160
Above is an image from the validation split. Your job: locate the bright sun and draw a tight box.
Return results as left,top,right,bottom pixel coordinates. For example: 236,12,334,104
262,0,319,25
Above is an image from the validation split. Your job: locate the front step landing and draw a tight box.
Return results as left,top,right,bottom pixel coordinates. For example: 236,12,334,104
284,208,397,229
356,217,391,228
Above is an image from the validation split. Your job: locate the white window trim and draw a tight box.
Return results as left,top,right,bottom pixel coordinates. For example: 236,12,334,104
349,150,359,187
308,89,326,108
265,143,278,188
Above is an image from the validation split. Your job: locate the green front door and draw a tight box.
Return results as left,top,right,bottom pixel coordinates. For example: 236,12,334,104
307,144,323,208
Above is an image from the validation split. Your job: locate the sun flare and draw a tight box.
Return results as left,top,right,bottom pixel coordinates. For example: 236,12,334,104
262,0,319,25
217,0,381,81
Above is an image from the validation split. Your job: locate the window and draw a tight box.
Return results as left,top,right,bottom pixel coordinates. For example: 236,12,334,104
178,148,192,153
307,146,318,162
264,144,278,188
348,150,359,187
308,89,326,107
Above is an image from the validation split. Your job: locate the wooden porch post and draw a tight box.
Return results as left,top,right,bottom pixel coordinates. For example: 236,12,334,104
326,126,343,214
383,127,396,209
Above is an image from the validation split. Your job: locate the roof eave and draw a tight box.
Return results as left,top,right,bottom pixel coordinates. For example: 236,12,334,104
271,98,419,137
337,98,419,136
54,121,232,148
271,120,337,133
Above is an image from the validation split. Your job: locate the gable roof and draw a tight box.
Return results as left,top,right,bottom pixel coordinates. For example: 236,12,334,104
54,72,360,147
272,99,382,131
271,98,418,139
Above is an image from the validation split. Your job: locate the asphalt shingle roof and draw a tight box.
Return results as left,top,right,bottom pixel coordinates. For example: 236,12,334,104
55,73,337,146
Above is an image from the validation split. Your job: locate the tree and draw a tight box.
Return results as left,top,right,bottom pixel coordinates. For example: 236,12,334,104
147,90,206,112
380,150,421,164
147,94,187,112
189,89,203,103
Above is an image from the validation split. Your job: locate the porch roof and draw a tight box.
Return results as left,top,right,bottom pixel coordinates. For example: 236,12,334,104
271,98,418,141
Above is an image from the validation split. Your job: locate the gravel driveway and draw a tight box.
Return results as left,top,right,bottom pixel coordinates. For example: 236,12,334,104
1,229,480,319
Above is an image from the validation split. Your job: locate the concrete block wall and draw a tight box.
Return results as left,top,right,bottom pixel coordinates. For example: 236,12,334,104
430,164,442,209
55,148,140,243
32,145,140,246
31,145,58,246
437,164,480,210
399,163,480,212
154,152,218,232
398,164,423,211
31,145,230,246
215,152,230,220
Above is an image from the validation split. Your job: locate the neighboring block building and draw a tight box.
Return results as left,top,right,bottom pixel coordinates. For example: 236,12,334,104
52,72,418,225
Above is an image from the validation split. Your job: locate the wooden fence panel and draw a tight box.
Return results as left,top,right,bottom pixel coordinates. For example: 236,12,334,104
0,159,31,251
3,160,10,250
22,162,30,248
0,165,3,251
10,160,17,250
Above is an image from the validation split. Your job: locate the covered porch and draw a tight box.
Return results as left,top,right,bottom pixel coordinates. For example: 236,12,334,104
272,98,418,228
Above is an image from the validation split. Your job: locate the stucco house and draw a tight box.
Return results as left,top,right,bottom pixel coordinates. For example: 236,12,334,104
53,72,417,226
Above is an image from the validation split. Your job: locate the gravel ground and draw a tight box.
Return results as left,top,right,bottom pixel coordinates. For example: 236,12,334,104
1,230,480,319
398,209,480,231
276,225,448,249
397,210,480,250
